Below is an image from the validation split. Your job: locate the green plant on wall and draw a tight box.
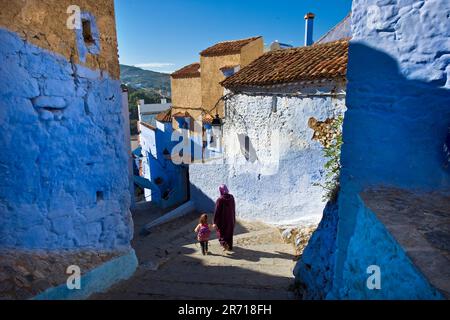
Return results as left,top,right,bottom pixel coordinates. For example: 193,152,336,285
314,115,344,203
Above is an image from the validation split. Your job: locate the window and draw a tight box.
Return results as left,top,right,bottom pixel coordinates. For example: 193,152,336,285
271,96,278,113
96,191,104,202
238,133,257,163
82,19,95,44
75,12,100,62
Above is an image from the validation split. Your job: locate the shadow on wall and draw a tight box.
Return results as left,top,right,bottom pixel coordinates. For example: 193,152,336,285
293,201,338,300
333,43,450,299
189,182,216,213
341,43,450,191
295,43,450,300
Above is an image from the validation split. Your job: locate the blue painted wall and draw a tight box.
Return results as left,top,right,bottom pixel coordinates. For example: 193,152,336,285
332,0,450,299
331,195,443,300
139,122,188,208
293,201,338,299
295,0,449,299
0,27,132,249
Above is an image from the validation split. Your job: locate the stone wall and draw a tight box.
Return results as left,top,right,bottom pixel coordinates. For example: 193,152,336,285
0,1,132,250
189,83,346,225
0,0,120,79
330,0,450,299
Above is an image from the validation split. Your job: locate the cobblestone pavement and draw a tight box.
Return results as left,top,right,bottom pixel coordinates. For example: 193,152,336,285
92,209,298,300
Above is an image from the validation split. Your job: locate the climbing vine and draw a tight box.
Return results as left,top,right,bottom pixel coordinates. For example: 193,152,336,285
310,115,344,203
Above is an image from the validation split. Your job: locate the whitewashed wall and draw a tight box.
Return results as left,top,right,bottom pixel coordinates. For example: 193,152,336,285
189,83,346,225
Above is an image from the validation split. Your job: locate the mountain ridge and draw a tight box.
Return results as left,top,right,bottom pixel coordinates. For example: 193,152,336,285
120,64,171,95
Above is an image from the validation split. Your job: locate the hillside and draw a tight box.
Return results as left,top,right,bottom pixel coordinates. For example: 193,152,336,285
120,64,171,95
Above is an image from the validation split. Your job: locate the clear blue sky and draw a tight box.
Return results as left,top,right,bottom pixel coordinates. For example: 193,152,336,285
114,0,352,74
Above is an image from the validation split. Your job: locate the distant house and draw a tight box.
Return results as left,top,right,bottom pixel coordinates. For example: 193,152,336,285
171,36,264,123
199,36,264,118
170,62,204,131
134,108,189,208
167,36,265,162
137,98,171,127
189,15,350,225
267,41,294,52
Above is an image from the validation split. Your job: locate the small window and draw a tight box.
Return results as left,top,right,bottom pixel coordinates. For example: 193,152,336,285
75,12,101,62
271,96,278,113
237,133,257,163
82,19,95,45
96,191,104,202
244,135,250,160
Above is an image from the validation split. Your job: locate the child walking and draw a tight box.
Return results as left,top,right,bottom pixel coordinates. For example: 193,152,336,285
194,214,212,255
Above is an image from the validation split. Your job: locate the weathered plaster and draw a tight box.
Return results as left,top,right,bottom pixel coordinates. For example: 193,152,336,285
329,0,450,299
0,26,132,249
189,83,346,225
0,0,120,78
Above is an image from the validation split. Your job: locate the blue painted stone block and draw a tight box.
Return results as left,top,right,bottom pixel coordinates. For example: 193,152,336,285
32,249,138,300
0,27,132,250
32,96,67,109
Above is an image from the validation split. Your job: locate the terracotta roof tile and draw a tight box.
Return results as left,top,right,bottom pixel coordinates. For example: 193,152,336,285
171,109,214,124
202,113,214,124
139,121,156,131
171,63,200,79
155,109,172,123
200,37,262,57
221,39,349,88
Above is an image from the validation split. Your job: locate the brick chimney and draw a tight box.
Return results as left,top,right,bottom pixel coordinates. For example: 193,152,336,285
304,12,315,46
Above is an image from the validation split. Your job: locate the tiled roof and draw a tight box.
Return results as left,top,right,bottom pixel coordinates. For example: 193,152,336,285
139,121,156,131
221,39,349,88
171,63,201,79
155,109,172,123
202,113,214,124
200,37,262,57
171,109,214,124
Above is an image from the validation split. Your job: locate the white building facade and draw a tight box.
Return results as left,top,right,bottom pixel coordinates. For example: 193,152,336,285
189,40,349,225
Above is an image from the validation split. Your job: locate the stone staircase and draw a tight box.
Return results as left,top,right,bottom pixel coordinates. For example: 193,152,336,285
91,212,297,300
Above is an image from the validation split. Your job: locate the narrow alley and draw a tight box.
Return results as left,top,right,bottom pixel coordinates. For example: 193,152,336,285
92,207,297,300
